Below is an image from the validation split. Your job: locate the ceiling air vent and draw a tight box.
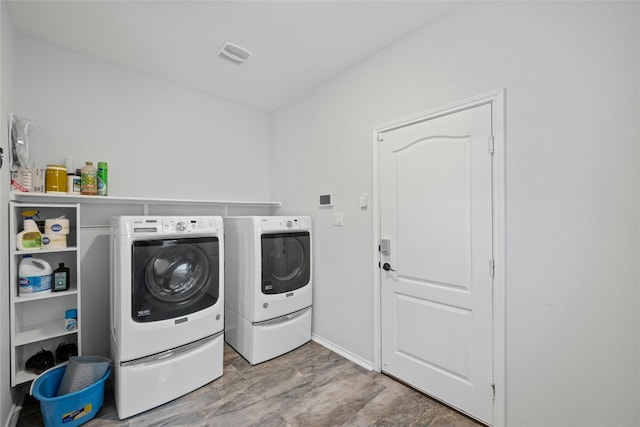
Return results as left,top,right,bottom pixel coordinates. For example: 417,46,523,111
218,42,252,64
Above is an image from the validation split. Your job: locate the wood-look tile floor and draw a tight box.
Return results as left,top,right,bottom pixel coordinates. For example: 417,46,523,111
17,341,483,426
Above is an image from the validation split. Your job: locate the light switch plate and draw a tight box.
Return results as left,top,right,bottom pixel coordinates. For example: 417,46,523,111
359,194,368,209
333,212,344,226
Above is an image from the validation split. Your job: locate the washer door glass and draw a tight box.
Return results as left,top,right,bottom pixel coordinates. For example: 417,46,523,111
261,232,310,294
131,236,219,322
145,245,209,302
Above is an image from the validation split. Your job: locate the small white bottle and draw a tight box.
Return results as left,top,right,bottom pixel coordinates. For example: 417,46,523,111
66,157,77,195
65,309,77,331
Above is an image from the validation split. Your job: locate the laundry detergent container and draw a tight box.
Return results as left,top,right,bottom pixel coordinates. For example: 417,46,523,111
30,359,111,427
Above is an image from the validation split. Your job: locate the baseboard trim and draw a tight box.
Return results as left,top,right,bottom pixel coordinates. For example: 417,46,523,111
311,334,373,371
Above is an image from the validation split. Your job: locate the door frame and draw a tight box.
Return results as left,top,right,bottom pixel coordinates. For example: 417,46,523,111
372,89,506,427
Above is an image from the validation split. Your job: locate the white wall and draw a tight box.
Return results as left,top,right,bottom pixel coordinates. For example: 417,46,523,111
14,37,270,202
0,1,15,423
9,36,273,370
270,2,640,425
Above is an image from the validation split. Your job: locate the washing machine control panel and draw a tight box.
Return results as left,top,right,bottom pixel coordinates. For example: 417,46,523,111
162,216,220,233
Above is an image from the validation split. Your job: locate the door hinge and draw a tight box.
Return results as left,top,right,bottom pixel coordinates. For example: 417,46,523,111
490,381,496,400
489,258,495,278
377,133,384,142
488,135,494,155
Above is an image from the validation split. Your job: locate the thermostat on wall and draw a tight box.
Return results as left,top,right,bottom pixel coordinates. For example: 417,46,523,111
319,194,333,207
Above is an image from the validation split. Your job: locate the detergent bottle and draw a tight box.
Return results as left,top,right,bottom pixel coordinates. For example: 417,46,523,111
18,255,52,296
17,210,41,251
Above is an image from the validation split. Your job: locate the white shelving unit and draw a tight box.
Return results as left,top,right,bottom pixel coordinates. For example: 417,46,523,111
9,202,81,386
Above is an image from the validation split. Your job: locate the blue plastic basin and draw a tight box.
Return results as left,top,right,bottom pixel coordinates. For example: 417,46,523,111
31,364,110,427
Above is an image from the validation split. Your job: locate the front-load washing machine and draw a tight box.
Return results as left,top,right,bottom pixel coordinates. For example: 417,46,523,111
110,216,224,419
224,216,312,364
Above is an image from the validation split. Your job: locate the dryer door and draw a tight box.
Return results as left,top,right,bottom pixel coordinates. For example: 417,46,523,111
261,232,310,294
131,236,219,322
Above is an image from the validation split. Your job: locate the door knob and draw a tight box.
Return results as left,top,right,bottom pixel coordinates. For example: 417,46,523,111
382,262,396,272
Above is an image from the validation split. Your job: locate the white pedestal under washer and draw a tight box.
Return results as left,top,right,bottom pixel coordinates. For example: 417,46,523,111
224,216,312,365
110,216,224,419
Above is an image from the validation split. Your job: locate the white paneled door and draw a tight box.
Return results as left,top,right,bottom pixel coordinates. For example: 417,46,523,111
379,103,494,424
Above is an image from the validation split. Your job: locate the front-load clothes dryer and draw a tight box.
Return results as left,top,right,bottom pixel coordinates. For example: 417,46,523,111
110,216,224,419
224,216,312,364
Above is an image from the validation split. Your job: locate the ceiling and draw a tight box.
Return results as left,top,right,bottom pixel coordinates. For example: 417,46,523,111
6,1,462,112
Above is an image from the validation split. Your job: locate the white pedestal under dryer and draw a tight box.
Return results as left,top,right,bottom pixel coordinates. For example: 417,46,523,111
110,216,224,419
224,216,312,365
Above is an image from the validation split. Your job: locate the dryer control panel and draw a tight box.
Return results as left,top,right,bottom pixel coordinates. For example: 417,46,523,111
259,216,311,232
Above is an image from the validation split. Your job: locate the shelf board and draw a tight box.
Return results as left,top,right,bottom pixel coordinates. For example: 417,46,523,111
15,319,78,346
10,191,281,208
14,246,77,256
14,289,78,304
16,369,37,385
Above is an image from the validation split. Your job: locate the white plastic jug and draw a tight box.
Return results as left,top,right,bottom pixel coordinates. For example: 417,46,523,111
18,256,52,296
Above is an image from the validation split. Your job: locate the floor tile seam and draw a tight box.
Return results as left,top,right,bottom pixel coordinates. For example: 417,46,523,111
228,373,317,408
296,360,357,386
216,378,332,424
219,364,255,393
234,363,303,386
194,404,266,426
279,383,388,427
